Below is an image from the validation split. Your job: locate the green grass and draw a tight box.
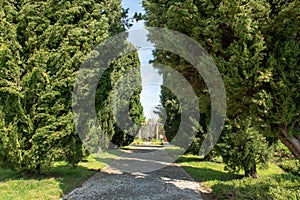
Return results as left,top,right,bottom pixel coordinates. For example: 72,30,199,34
177,155,242,188
0,152,118,200
177,154,300,200
279,159,300,176
2,147,298,200
90,149,123,167
131,138,164,146
164,145,185,158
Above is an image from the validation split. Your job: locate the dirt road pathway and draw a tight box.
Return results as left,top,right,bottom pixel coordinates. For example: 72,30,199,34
63,146,202,199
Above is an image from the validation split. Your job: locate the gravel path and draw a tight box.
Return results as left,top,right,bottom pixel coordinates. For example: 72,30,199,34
63,146,202,200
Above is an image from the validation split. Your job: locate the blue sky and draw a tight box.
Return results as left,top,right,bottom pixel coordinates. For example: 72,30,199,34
122,0,144,16
122,0,163,120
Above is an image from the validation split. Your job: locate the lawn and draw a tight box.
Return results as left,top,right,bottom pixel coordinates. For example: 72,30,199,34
1,146,299,200
0,150,121,200
131,138,164,146
177,154,300,200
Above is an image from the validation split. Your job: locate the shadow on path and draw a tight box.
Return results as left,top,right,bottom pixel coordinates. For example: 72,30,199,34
63,146,202,199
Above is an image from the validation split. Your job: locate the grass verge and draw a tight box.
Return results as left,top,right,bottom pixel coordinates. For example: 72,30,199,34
177,154,300,200
131,138,164,146
0,151,119,200
279,159,300,177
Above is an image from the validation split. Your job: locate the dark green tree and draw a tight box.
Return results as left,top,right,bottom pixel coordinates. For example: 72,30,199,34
144,0,299,177
0,0,144,173
105,54,145,148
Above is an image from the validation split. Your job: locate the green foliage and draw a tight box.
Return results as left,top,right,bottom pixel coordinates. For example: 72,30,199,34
216,118,272,177
0,0,144,173
178,154,300,200
131,138,163,146
159,87,181,142
273,140,294,159
104,54,145,148
186,137,202,156
178,154,243,183
212,174,300,200
1,0,101,173
144,0,300,175
0,153,112,200
280,159,300,176
186,113,212,158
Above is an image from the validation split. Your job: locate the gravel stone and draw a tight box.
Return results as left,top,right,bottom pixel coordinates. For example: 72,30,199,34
63,146,202,200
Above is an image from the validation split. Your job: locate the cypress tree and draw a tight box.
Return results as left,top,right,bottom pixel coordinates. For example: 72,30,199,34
0,0,144,173
143,0,299,177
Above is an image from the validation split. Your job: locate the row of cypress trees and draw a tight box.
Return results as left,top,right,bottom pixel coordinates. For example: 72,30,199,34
0,0,144,174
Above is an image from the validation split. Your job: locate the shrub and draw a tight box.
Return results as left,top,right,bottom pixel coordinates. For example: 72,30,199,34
212,174,300,200
280,159,300,176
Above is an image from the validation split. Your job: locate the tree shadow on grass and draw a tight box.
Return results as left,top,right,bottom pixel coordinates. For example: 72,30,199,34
182,165,243,182
0,164,100,198
175,156,205,163
53,165,100,194
211,173,300,200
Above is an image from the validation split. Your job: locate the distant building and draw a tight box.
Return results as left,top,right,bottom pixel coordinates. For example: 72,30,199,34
137,120,166,142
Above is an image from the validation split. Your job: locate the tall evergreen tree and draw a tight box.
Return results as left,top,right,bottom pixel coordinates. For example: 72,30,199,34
97,53,145,148
143,0,299,177
0,0,144,173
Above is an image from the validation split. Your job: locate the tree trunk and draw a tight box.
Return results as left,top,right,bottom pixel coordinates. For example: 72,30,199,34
278,128,300,161
244,163,259,178
138,128,142,139
155,124,159,139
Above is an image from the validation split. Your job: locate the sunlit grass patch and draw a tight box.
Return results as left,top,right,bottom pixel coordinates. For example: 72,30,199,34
0,151,117,200
177,154,300,200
